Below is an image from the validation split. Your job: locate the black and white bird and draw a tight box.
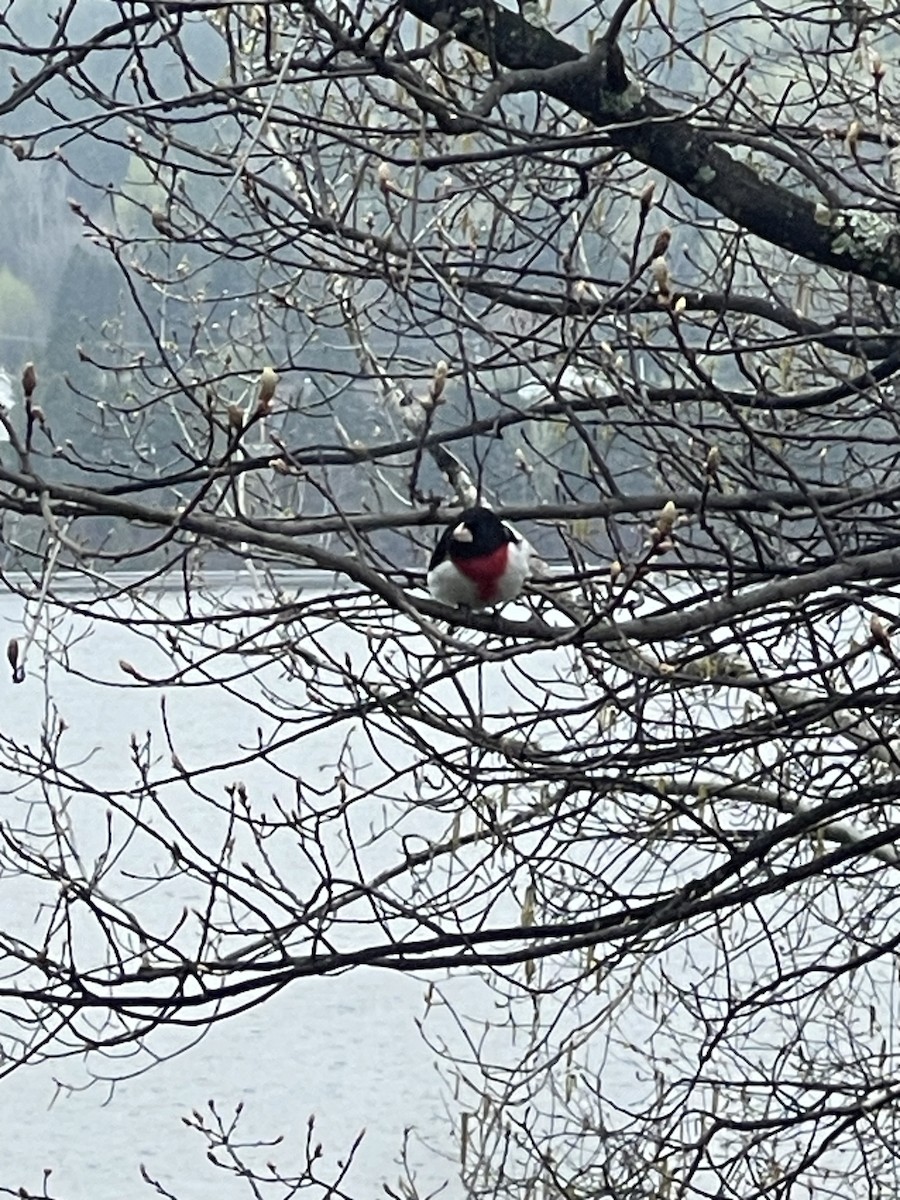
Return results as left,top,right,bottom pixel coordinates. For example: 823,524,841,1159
427,506,533,609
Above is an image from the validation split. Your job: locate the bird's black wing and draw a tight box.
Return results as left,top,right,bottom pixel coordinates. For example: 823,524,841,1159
428,525,455,571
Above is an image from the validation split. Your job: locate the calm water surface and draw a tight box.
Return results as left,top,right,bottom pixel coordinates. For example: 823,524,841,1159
1,575,864,1200
0,583,460,1200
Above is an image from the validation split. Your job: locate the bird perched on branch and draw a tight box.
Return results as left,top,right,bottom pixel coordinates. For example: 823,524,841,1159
427,506,534,609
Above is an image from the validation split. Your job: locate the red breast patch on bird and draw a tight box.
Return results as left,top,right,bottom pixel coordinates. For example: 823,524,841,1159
453,543,509,603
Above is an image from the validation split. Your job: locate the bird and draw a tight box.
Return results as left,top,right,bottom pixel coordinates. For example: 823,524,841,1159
427,506,533,609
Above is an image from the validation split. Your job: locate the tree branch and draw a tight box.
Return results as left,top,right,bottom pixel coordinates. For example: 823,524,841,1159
403,0,900,288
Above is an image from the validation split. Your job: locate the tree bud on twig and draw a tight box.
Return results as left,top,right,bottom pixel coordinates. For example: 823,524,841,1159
845,119,862,156
21,362,36,399
650,228,671,260
640,180,655,214
870,615,891,653
656,500,677,537
706,445,720,474
514,447,533,475
151,208,175,238
227,404,244,433
7,638,23,684
431,360,448,404
651,256,671,303
257,366,278,414
376,160,412,200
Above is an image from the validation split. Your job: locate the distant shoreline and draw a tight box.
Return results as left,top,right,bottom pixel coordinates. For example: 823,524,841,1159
0,568,349,595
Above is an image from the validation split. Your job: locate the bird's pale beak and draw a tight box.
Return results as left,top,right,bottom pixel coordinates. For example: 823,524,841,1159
452,523,474,542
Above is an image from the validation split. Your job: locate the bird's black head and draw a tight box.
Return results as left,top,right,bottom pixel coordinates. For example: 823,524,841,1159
445,507,516,561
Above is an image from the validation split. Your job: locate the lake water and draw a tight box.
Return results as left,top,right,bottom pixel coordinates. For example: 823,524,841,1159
0,581,465,1200
1,573,886,1200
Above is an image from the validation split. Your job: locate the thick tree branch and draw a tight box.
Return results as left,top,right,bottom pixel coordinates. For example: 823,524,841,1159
3,462,900,649
403,0,900,288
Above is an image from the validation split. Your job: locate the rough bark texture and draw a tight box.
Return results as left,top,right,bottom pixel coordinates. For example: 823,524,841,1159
403,0,900,287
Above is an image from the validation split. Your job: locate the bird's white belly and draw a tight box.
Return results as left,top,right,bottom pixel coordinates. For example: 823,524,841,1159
427,559,485,608
427,541,532,609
